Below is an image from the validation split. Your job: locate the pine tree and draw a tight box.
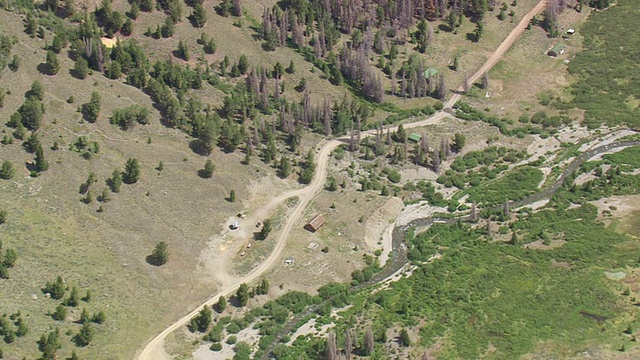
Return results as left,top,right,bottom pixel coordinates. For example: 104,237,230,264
92,310,106,324
473,21,484,42
0,160,15,179
38,328,61,360
192,305,212,332
286,60,295,74
238,55,249,74
228,189,236,202
76,322,94,346
82,92,101,123
79,308,91,324
216,295,227,312
123,158,140,184
237,283,249,306
279,156,292,178
110,169,123,192
45,51,60,75
35,144,49,172
400,328,411,346
177,40,190,60
150,242,169,266
65,287,79,307
201,159,214,178
191,3,207,27
52,304,67,321
121,18,133,36
74,57,89,79
258,218,273,240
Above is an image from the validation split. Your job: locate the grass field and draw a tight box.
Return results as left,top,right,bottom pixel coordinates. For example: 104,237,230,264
0,9,287,358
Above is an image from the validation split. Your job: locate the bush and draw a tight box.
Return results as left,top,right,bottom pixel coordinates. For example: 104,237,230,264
110,105,150,130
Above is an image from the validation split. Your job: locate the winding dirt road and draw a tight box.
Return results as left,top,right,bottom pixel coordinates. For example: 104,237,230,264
136,2,546,358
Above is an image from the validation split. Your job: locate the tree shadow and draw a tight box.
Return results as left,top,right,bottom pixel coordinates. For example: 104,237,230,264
145,254,163,266
466,32,479,42
228,295,243,308
36,63,50,75
437,24,451,32
189,139,212,156
72,333,89,347
197,169,212,179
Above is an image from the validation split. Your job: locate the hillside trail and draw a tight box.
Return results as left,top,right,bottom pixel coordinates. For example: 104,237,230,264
136,2,546,359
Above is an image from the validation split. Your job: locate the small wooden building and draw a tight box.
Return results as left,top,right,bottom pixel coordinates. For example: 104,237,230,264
408,133,422,142
285,256,294,265
304,214,326,232
423,67,438,79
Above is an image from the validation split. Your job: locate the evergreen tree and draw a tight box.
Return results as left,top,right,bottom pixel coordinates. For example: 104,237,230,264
15,316,28,337
191,3,207,27
19,97,44,130
192,305,212,332
65,287,79,307
150,241,169,266
38,328,61,360
177,40,189,60
123,158,140,184
28,80,44,101
52,304,67,321
76,323,94,346
452,133,466,152
82,92,101,123
92,310,106,324
216,295,227,313
236,283,249,306
162,17,175,38
74,57,89,79
109,169,123,192
279,156,292,178
121,18,133,36
201,159,214,178
238,55,249,74
228,189,236,202
25,12,38,37
79,308,91,324
3,248,16,267
35,144,49,172
400,328,411,346
473,21,484,42
258,218,273,240
286,60,295,74
0,160,15,179
45,51,60,75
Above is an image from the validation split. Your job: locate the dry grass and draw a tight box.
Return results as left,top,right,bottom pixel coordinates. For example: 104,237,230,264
0,9,286,358
469,7,591,119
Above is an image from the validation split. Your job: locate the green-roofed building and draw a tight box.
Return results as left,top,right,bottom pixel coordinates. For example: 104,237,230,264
408,133,422,142
423,67,438,79
548,43,566,57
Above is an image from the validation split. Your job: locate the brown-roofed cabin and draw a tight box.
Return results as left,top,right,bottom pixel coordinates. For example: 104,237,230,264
304,214,326,232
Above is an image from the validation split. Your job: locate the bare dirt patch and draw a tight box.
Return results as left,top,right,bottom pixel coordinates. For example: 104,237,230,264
363,197,404,265
524,239,566,250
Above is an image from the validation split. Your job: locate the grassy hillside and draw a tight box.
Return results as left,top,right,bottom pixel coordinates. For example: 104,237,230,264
0,0,607,358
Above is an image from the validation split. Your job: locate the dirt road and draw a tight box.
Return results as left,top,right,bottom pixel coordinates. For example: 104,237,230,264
136,2,545,358
446,0,547,108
